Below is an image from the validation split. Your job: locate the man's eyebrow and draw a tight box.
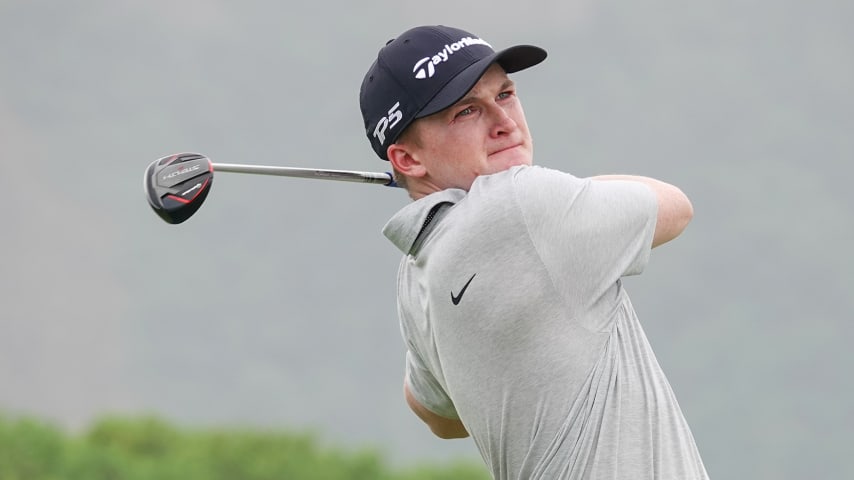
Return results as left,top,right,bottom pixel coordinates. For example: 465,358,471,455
452,78,516,108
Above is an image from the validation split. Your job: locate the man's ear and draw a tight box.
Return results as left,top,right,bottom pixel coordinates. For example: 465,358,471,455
387,143,427,178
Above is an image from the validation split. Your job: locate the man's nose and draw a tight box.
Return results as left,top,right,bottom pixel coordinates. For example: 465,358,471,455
489,105,517,137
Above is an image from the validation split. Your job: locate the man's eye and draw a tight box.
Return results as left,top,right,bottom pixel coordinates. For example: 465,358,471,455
497,91,512,100
456,107,474,117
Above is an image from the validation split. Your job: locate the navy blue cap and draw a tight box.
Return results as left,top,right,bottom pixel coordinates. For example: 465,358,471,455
359,25,547,160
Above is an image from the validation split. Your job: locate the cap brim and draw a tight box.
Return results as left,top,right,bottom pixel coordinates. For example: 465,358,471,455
416,45,547,119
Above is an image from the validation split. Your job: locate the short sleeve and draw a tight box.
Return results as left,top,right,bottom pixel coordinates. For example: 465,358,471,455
404,348,460,419
513,166,658,306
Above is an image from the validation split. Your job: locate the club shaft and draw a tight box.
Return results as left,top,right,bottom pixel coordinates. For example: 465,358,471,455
212,163,396,186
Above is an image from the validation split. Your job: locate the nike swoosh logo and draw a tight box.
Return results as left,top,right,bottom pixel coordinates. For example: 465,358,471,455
451,273,477,306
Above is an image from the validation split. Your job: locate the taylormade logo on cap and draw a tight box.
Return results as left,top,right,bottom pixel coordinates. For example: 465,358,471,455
412,36,493,79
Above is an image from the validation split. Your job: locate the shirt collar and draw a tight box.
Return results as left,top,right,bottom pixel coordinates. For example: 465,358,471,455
382,189,466,254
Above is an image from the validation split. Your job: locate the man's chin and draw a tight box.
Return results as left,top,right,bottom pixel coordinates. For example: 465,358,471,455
488,147,532,169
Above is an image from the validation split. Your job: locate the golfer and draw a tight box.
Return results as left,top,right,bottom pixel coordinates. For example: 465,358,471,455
360,25,709,479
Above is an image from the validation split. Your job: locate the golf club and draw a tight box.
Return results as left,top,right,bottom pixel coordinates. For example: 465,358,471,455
144,152,397,224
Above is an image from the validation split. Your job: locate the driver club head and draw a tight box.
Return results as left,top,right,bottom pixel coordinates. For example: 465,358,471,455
144,152,214,224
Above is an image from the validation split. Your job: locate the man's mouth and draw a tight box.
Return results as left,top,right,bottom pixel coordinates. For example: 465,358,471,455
489,143,522,156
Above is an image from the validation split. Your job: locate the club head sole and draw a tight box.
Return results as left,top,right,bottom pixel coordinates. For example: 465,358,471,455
144,153,214,224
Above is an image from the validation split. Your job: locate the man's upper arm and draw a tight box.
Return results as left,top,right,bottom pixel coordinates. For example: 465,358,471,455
402,348,468,439
591,174,693,248
404,381,469,439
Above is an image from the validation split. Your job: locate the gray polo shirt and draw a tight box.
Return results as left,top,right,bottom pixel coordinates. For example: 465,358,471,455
383,165,709,479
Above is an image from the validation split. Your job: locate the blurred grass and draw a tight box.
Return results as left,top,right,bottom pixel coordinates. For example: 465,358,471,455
0,414,489,480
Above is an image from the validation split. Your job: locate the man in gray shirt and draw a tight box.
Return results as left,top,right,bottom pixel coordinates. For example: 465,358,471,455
359,25,709,479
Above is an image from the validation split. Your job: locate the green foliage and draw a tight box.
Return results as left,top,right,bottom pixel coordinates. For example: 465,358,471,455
0,416,64,480
0,414,489,480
